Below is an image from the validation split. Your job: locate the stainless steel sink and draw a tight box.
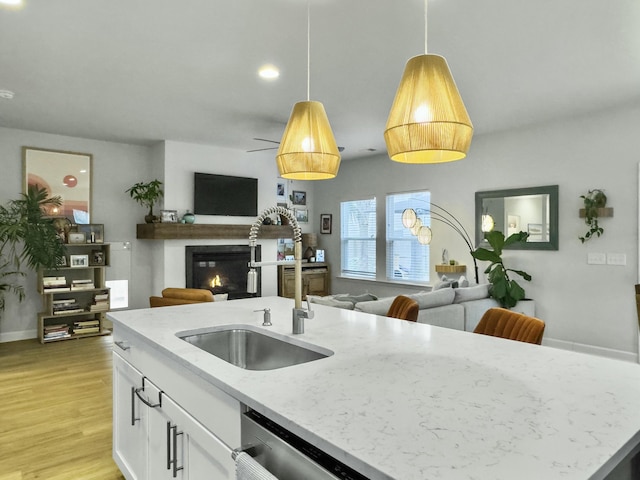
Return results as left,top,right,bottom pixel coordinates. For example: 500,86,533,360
177,326,333,370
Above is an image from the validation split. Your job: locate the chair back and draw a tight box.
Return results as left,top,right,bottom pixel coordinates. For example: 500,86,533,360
150,288,214,307
386,295,419,322
473,307,545,345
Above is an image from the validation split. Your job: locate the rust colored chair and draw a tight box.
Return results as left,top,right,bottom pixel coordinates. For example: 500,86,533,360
149,288,214,307
635,285,640,329
386,295,419,322
473,307,545,345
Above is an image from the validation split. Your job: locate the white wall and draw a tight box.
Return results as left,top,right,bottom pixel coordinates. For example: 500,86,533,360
0,127,153,341
314,103,640,359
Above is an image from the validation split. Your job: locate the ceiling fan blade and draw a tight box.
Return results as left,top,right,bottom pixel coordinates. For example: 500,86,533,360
253,137,281,145
246,147,278,153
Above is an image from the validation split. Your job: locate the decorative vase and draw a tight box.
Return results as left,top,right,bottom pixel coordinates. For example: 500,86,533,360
182,210,196,224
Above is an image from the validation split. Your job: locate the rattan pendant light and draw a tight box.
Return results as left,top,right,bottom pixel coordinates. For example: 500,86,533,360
384,0,473,164
276,2,341,180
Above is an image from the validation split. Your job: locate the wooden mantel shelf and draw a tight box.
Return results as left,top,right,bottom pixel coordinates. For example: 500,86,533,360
136,223,294,240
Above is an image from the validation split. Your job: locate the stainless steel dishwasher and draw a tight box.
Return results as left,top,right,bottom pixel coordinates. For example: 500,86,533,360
241,409,370,480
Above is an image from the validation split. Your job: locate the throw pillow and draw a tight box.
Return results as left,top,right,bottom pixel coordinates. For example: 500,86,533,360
409,288,455,309
353,297,395,316
334,293,378,305
453,284,490,303
307,295,355,310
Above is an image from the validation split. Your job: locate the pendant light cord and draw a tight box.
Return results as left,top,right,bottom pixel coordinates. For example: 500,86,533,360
424,0,428,54
307,0,311,101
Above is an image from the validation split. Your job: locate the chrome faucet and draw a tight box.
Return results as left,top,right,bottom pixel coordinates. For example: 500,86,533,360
247,206,312,334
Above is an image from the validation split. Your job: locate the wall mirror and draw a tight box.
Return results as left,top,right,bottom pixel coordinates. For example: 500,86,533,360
475,185,559,250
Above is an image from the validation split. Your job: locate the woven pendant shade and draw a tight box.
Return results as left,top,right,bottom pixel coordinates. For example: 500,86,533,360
385,54,473,164
276,101,341,180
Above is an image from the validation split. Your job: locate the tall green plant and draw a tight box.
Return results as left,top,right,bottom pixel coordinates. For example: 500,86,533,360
0,186,66,313
471,230,531,308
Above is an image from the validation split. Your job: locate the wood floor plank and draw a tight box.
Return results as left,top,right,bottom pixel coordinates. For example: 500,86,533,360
0,336,125,479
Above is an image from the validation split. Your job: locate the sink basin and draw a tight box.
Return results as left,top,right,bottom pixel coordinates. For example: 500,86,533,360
178,326,333,370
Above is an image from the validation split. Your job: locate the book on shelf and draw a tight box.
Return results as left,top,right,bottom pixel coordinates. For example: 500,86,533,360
70,284,95,291
74,319,100,327
43,276,66,286
94,293,109,301
73,326,100,335
52,298,76,305
44,332,72,340
43,286,71,293
53,308,85,315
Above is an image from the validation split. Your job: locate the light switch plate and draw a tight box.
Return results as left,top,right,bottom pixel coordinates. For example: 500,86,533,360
607,253,627,266
587,252,606,265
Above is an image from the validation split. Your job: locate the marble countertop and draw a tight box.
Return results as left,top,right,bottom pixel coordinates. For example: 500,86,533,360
109,296,640,480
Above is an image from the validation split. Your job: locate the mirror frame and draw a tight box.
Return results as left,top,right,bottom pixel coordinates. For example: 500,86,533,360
475,185,559,250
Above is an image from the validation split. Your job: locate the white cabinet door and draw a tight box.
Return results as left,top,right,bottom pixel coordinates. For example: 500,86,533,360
113,352,149,480
161,391,235,480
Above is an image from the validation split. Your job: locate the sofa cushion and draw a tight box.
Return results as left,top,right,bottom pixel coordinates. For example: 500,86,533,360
409,288,455,309
453,284,490,303
333,293,378,305
307,295,355,310
354,297,395,316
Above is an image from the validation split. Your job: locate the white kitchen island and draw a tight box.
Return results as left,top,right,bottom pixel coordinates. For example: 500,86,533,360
109,296,640,480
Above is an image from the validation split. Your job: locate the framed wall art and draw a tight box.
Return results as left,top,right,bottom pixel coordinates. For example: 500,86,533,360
292,190,306,205
320,214,332,234
295,209,308,223
23,147,92,224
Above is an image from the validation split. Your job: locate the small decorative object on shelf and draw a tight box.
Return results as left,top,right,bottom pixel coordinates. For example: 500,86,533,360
126,179,164,223
182,210,196,224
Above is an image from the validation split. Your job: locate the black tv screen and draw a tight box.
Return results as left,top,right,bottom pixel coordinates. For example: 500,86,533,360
193,173,258,216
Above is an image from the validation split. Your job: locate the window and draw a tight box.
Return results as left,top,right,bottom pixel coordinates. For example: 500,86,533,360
386,191,430,283
341,198,376,279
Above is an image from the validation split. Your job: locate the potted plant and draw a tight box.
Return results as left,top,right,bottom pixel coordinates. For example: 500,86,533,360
579,189,607,243
0,185,66,313
126,179,164,223
471,230,531,308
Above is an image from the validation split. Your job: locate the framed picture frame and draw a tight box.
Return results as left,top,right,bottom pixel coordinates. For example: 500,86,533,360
90,250,105,266
276,181,287,204
295,208,308,223
161,210,178,223
320,214,332,234
292,190,306,205
68,232,86,244
69,254,89,268
56,255,67,267
76,223,104,243
23,147,92,224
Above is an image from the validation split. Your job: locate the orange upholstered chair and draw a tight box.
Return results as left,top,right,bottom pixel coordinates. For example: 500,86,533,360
149,288,214,307
386,295,419,322
473,307,545,344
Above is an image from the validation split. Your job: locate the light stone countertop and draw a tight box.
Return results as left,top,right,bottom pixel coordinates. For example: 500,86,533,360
109,296,640,480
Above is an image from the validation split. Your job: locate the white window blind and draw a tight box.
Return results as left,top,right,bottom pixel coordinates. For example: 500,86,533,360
341,198,376,279
386,191,430,283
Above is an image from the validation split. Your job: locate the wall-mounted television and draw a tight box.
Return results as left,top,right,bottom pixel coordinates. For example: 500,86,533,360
193,172,258,216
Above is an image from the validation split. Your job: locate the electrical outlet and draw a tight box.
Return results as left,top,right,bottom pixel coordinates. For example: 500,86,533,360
587,252,606,265
607,253,627,266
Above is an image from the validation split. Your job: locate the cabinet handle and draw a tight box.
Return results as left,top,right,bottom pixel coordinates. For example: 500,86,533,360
167,422,184,478
134,386,161,409
130,387,139,425
114,340,130,351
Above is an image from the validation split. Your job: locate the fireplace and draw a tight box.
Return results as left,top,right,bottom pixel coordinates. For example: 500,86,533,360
185,245,261,299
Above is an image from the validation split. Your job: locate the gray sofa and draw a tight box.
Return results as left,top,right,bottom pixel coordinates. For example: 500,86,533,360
308,285,535,332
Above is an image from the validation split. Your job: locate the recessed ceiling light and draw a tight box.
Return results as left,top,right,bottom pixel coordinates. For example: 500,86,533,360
258,64,280,80
0,90,15,100
0,0,23,6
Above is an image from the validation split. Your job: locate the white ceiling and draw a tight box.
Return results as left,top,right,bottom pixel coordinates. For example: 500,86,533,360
1,0,639,160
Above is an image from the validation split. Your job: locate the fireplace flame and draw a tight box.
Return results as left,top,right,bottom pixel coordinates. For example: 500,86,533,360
210,275,222,288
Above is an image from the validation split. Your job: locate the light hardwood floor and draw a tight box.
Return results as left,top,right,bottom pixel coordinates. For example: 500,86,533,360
0,335,125,480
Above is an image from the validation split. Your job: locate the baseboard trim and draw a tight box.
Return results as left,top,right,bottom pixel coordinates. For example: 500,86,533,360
544,337,638,363
0,329,37,343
